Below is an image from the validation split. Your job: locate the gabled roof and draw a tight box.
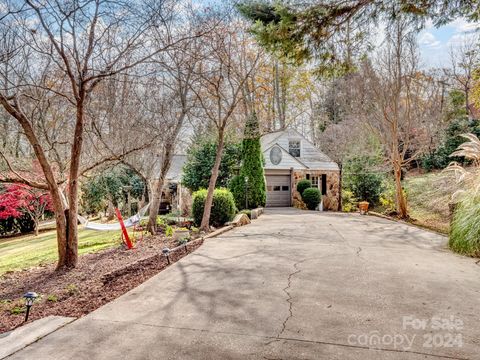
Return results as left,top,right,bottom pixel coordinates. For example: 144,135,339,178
260,129,285,149
263,143,308,169
261,128,339,171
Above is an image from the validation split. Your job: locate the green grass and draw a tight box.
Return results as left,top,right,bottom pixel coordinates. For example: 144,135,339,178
0,227,124,275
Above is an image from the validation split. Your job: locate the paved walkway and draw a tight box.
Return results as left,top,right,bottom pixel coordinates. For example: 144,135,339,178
9,209,480,359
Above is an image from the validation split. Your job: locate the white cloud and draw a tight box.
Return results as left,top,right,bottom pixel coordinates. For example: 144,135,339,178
447,32,479,47
418,32,441,48
418,18,479,69
448,18,480,33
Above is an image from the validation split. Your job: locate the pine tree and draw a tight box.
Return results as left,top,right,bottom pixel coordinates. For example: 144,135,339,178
240,112,266,209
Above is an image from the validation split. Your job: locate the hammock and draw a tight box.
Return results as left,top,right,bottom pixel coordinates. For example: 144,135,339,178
78,203,150,231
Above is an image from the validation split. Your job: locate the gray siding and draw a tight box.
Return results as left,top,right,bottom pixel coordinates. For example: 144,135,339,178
263,145,307,170
261,128,339,171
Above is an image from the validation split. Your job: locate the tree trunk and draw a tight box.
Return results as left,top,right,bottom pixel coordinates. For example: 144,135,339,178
308,95,316,145
393,161,408,219
274,60,285,129
106,200,115,221
138,180,149,209
147,142,175,234
63,95,86,269
200,129,225,232
0,94,70,269
465,86,471,119
270,64,276,131
50,186,68,270
65,190,78,269
280,61,287,128
147,177,165,234
34,219,39,236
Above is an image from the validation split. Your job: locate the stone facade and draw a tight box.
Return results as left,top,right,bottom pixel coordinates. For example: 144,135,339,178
261,129,341,210
179,185,192,217
292,170,341,211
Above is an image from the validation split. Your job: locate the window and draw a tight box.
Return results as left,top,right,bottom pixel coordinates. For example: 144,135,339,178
311,176,319,187
288,140,301,157
282,185,289,191
273,186,281,191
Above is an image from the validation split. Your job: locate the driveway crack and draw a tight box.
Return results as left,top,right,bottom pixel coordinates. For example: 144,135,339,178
329,223,366,262
356,247,362,257
277,261,302,337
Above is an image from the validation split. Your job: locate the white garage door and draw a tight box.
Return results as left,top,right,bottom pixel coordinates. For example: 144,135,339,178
266,175,291,207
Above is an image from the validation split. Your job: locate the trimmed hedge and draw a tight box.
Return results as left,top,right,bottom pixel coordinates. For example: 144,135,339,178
302,188,321,210
297,179,311,196
192,188,237,227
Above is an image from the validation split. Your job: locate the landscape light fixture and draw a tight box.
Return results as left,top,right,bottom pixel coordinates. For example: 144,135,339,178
180,238,188,253
162,247,171,264
23,292,38,322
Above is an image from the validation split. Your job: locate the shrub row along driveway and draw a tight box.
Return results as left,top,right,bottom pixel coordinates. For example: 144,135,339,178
10,208,480,359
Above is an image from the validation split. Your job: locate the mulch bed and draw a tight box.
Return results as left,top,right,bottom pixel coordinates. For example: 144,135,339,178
0,234,203,333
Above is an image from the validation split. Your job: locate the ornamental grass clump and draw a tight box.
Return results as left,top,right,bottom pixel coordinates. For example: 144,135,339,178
449,195,480,256
445,133,480,256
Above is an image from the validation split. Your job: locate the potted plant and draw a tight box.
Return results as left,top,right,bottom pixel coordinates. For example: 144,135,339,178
174,227,190,241
358,201,369,215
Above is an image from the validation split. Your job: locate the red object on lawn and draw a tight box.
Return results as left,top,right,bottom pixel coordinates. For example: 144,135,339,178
115,208,133,249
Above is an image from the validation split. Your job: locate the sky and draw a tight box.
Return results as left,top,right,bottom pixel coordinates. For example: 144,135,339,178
418,19,480,69
193,0,480,70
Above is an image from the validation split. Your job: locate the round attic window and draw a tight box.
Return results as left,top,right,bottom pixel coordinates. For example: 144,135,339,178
270,146,282,165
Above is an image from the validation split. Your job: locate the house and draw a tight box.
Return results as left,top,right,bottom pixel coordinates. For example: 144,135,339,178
159,155,191,215
261,128,341,210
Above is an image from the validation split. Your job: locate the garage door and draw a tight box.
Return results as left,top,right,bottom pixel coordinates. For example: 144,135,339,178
266,175,291,207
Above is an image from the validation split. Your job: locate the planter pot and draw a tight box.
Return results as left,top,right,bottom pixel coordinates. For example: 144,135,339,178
358,201,369,215
174,230,190,241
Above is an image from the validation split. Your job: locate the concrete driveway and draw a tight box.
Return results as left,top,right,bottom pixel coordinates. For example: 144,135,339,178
9,208,480,359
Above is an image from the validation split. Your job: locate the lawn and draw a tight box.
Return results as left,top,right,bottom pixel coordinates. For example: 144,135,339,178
403,171,456,234
0,227,126,275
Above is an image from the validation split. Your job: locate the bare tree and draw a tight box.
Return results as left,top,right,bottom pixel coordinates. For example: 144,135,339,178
273,59,288,129
192,21,259,231
140,37,202,233
354,20,443,218
81,72,159,219
447,35,480,119
0,0,204,269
